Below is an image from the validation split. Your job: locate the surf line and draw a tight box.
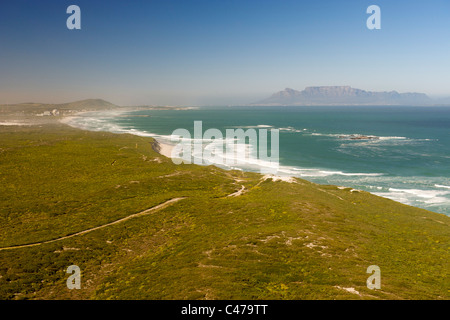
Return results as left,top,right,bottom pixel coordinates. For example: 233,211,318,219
0,198,185,251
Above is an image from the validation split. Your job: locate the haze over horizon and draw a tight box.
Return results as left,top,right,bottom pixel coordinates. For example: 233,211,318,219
1,0,450,106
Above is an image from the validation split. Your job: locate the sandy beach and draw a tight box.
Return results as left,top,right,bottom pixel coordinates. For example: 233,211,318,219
151,139,174,158
158,141,174,158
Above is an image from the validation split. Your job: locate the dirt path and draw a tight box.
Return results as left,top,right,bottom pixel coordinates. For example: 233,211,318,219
226,185,246,197
0,197,185,251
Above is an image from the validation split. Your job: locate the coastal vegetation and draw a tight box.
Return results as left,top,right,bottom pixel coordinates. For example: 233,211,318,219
0,124,448,300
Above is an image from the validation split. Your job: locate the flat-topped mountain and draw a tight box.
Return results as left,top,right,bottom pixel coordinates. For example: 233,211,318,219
253,86,434,106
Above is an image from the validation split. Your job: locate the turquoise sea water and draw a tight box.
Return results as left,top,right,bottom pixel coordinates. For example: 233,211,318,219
65,106,450,215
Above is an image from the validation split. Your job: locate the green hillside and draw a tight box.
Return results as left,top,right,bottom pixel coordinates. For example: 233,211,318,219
0,99,118,115
0,124,448,300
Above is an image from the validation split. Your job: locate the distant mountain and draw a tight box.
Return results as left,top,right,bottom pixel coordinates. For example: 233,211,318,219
253,86,435,106
56,99,118,110
15,99,117,110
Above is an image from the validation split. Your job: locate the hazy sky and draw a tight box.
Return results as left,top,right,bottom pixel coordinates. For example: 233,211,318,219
1,0,450,105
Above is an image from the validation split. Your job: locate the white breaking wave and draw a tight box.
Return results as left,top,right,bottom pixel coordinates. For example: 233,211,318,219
274,166,383,178
389,188,450,199
310,132,408,140
232,124,274,129
435,184,450,189
61,110,176,142
374,187,450,207
233,125,305,133
278,127,305,133
377,136,408,140
308,132,438,144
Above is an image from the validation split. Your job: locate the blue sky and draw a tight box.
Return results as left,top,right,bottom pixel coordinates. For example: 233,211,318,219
1,0,449,105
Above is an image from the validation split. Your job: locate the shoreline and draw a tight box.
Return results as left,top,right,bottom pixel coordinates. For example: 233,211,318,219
59,109,177,160
2,109,448,216
57,111,449,216
151,139,174,159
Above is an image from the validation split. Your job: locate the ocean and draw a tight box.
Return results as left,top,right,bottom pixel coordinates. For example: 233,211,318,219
64,106,450,216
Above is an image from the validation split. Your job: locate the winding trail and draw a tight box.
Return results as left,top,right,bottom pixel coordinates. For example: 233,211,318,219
226,185,246,197
1,179,271,251
0,197,185,251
